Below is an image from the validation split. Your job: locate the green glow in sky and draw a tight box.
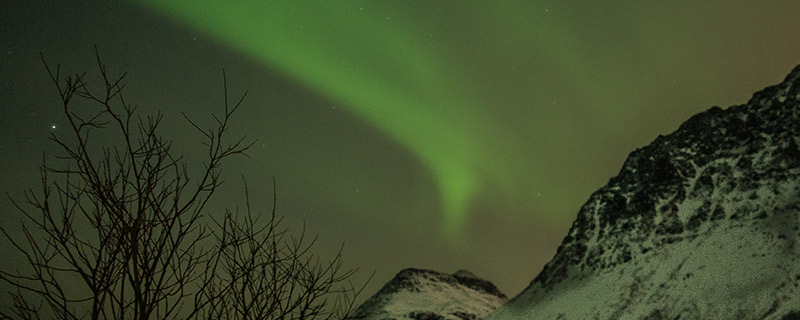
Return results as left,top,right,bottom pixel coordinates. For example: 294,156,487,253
133,1,561,238
5,0,800,301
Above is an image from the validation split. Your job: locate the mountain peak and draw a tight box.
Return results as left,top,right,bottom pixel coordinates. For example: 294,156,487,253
489,64,800,319
349,268,507,320
453,269,478,279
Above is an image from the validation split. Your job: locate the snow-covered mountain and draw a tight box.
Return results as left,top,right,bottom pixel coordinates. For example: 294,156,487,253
348,268,508,320
487,66,800,319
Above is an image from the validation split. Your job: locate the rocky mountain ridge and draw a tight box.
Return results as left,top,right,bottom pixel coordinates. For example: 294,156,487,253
487,66,800,319
348,268,507,320
352,65,800,319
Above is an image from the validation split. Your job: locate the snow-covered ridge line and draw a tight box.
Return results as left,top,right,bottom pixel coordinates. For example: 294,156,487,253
487,65,800,319
350,268,507,320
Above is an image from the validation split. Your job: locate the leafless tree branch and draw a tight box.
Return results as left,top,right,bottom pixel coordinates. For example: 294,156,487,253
1,50,366,320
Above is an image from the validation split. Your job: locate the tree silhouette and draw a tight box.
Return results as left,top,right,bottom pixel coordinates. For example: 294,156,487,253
0,50,366,319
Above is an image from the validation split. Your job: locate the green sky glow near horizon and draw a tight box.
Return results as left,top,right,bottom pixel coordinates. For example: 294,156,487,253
133,1,576,237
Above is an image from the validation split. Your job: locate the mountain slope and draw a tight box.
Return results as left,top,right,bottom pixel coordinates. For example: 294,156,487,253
488,65,800,319
349,268,508,320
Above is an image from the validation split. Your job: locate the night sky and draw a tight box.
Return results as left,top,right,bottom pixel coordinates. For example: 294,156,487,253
2,1,800,303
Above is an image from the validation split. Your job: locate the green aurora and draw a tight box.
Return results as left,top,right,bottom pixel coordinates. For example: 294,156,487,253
133,1,587,237
4,0,799,300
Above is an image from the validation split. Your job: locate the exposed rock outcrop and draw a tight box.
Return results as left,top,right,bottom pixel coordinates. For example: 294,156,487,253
488,65,800,319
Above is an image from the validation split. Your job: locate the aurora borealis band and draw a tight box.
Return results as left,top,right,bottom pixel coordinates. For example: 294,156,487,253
125,0,652,237
130,1,553,237
2,0,800,301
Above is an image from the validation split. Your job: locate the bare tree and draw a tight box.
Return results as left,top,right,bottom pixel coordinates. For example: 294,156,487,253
192,179,365,320
0,50,366,319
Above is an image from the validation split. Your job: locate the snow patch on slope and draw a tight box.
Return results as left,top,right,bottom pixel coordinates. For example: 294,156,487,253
350,269,507,320
491,185,800,319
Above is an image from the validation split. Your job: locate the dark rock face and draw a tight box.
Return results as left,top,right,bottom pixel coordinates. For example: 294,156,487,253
349,268,507,320
488,65,800,319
